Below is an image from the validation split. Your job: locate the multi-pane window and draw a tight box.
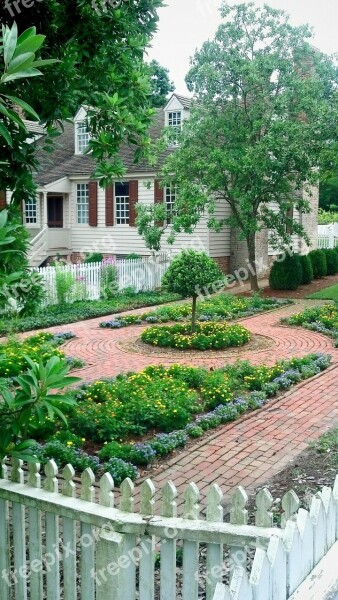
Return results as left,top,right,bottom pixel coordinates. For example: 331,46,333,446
165,185,177,223
115,182,129,225
77,184,89,224
168,111,182,145
24,198,37,224
77,122,90,154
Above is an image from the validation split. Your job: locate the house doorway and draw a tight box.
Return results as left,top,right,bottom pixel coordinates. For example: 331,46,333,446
47,196,63,228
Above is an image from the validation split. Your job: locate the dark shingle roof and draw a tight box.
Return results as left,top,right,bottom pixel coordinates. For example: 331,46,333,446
34,108,167,186
174,94,192,109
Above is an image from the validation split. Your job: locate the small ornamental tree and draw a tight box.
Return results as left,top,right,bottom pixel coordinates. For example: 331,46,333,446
161,250,224,332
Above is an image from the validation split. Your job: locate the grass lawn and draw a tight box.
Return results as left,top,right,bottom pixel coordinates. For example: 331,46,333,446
306,284,338,300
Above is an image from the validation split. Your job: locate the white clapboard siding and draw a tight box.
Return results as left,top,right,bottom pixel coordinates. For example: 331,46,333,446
1,461,338,600
33,254,171,305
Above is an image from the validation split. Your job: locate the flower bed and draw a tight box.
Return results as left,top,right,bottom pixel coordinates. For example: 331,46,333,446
140,322,251,350
283,304,338,344
33,353,331,485
100,294,292,329
0,331,82,378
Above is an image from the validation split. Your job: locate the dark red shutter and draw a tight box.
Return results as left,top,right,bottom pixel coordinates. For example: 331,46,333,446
129,180,138,227
88,181,98,227
105,184,114,226
0,190,7,210
154,179,164,226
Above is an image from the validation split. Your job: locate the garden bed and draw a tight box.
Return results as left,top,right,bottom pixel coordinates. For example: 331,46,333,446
254,273,338,299
100,294,292,330
0,291,181,335
0,331,83,377
282,303,338,344
30,354,332,485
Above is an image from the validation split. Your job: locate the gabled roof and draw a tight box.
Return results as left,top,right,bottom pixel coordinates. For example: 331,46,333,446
165,93,192,110
33,109,168,186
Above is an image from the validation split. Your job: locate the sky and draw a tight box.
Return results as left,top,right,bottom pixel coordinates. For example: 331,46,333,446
147,0,338,95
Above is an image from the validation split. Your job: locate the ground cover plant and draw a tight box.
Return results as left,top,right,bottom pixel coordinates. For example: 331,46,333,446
283,304,338,344
0,291,181,335
141,322,251,350
100,293,292,330
31,354,331,485
0,332,82,378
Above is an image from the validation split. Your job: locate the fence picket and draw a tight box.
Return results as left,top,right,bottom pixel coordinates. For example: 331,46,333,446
0,492,9,600
160,481,178,600
34,254,171,305
80,468,96,600
310,493,327,564
62,465,77,600
267,537,287,600
320,486,336,549
206,484,224,600
249,547,270,600
229,487,248,579
230,567,253,600
44,460,60,600
28,462,43,600
139,480,156,600
182,483,200,600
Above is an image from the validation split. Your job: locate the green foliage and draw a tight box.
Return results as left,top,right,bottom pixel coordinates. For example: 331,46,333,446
0,356,79,463
0,331,67,378
141,322,251,350
102,458,138,485
99,441,156,466
307,284,338,300
162,250,224,329
100,259,119,299
125,253,141,260
147,59,174,107
138,3,338,290
285,303,338,339
0,290,181,335
34,440,99,473
269,254,302,291
0,210,45,315
83,253,103,264
318,209,338,224
308,249,327,278
323,249,338,275
55,265,74,304
299,255,313,285
0,3,164,186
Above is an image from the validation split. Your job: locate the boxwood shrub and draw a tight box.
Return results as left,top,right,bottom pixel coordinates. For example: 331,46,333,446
308,249,327,278
323,248,338,275
269,253,302,290
299,254,313,285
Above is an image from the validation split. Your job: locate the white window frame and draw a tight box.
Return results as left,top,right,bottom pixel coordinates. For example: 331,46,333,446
76,183,89,225
165,184,177,224
167,111,182,145
24,198,38,226
115,182,130,225
76,122,90,154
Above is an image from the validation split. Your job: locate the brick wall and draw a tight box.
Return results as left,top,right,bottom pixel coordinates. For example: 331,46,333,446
213,256,230,274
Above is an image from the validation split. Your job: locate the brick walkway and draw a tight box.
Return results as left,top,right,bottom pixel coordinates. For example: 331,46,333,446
23,299,338,506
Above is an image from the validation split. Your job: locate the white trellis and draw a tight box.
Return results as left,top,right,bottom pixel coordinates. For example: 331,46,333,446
33,254,171,305
1,458,338,600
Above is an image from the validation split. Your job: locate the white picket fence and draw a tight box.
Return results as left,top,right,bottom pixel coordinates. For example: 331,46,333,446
318,223,338,249
1,458,338,600
34,254,171,305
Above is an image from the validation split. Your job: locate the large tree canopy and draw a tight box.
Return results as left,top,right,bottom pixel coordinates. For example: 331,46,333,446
148,59,174,107
0,0,163,191
137,2,338,290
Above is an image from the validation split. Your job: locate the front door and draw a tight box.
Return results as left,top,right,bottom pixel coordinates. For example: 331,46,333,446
48,196,63,228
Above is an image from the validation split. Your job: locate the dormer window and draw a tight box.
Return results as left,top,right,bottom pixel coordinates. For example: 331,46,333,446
167,111,182,145
76,122,90,154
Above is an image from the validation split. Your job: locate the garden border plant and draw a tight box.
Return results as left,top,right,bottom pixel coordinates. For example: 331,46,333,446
32,353,332,485
140,321,251,350
283,304,338,346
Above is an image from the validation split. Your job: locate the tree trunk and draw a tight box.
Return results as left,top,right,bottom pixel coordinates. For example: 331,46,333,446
191,295,197,333
247,234,259,292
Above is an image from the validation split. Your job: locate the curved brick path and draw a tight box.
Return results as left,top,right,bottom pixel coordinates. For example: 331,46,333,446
21,299,338,506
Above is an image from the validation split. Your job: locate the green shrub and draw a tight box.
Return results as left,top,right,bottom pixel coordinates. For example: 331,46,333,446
141,322,251,350
99,442,156,465
55,265,74,304
308,249,327,278
323,249,338,275
102,458,138,485
299,255,313,284
0,332,66,378
125,253,141,260
84,252,103,263
100,258,119,298
269,253,302,290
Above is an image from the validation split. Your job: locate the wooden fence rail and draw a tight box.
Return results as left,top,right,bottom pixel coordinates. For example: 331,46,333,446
0,458,337,600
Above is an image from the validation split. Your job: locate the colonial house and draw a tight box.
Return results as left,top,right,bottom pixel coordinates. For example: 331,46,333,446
2,94,318,272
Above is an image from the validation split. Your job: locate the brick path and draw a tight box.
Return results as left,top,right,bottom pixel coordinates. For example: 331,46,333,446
22,299,338,507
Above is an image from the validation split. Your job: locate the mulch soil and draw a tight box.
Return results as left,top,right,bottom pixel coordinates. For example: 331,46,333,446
241,273,338,299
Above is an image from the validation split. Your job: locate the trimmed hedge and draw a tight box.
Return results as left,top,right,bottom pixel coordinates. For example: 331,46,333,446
323,249,338,275
269,253,302,291
308,249,327,278
299,254,313,285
